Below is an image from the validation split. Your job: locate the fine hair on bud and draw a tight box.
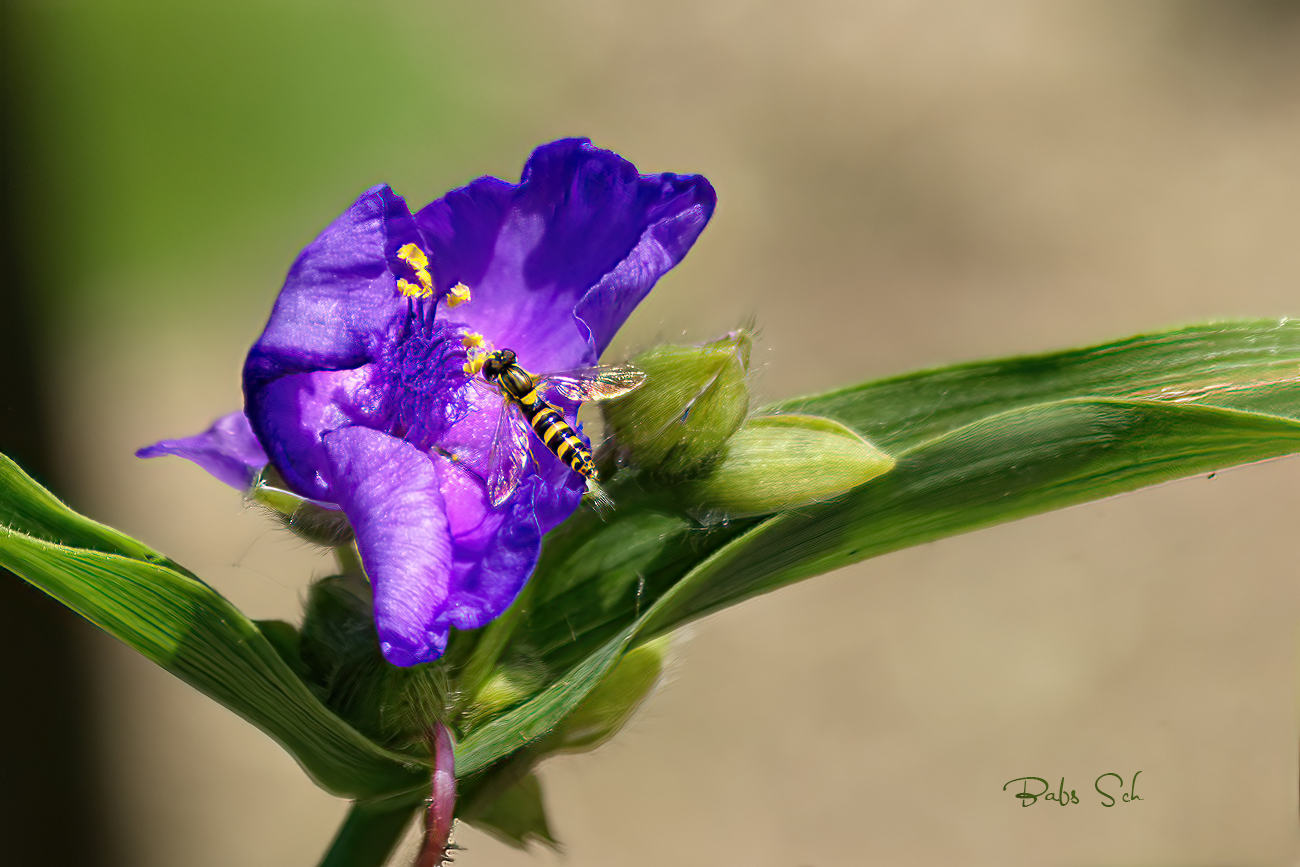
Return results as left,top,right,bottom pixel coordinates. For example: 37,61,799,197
602,327,754,481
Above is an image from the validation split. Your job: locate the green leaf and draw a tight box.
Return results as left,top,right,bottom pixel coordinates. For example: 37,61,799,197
518,507,710,674
639,398,1300,636
0,452,174,564
0,457,426,799
773,318,1300,451
523,318,1300,678
254,618,313,686
456,623,636,777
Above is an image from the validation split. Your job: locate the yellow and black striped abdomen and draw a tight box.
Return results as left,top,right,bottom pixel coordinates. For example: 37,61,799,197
514,389,598,479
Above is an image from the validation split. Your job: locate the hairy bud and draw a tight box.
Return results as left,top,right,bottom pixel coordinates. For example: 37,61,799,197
685,414,894,517
602,329,752,478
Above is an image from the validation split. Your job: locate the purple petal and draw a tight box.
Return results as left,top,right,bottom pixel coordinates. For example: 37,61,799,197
531,455,589,533
322,426,453,666
415,139,716,370
252,366,386,500
574,197,715,357
411,175,514,296
433,456,577,632
245,185,421,443
136,412,268,489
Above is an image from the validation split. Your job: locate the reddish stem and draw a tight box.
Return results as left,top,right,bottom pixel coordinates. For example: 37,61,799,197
413,721,457,867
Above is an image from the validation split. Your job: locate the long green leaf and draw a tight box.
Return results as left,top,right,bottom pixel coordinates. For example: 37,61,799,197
773,318,1300,450
0,453,172,563
640,398,1300,636
0,461,425,799
456,622,635,777
467,394,1300,777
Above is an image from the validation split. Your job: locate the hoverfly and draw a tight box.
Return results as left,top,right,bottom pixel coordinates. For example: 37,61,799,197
473,348,646,507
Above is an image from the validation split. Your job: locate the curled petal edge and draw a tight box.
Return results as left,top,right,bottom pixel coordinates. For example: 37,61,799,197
135,411,268,490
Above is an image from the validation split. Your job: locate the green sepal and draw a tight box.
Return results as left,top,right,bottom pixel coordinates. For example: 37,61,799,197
461,661,549,731
464,772,560,852
602,329,751,477
299,573,377,693
683,414,895,518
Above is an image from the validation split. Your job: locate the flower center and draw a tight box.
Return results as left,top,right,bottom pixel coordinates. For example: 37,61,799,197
388,243,492,423
387,319,472,448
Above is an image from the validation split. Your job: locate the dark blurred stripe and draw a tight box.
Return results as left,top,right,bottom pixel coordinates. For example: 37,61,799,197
1,6,114,866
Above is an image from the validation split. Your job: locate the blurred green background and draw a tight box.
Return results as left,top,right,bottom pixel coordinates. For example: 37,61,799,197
5,2,1300,865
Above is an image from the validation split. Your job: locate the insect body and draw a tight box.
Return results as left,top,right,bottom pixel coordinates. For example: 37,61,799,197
479,348,646,507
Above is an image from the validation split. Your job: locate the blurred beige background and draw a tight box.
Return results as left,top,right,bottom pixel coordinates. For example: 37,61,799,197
10,1,1300,864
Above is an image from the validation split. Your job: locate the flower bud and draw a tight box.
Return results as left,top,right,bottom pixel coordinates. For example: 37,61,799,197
462,665,547,730
602,330,752,478
250,467,353,546
544,635,671,754
684,414,894,517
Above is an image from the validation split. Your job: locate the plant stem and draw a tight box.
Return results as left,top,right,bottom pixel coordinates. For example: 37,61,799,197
317,797,421,867
414,722,457,867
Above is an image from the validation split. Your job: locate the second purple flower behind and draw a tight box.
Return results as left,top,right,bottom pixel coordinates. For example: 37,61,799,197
140,139,715,665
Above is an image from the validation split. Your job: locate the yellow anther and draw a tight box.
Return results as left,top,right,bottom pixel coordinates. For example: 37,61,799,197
397,278,432,299
462,333,490,375
396,243,435,298
446,282,473,308
397,243,429,271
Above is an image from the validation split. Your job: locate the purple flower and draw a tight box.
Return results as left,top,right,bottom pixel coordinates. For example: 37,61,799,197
139,139,715,665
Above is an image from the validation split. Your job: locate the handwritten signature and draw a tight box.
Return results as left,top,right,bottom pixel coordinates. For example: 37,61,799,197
1003,772,1142,807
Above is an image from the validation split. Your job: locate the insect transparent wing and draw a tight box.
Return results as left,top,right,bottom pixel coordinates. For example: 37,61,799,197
539,365,647,402
485,400,533,507
467,376,499,398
